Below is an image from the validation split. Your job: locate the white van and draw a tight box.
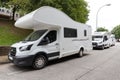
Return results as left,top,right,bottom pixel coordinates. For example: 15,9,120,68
92,32,111,49
110,34,116,46
8,6,92,69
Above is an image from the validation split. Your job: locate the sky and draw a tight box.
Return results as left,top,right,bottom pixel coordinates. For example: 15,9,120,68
85,0,120,32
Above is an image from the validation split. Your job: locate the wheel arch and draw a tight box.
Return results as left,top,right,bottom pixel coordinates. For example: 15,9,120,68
34,52,48,60
80,47,84,52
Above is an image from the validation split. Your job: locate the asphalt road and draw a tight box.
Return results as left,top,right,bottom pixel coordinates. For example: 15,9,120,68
0,43,120,80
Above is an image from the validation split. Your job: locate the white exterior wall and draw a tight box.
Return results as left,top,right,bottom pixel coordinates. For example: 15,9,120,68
60,25,92,57
0,7,12,16
0,7,20,20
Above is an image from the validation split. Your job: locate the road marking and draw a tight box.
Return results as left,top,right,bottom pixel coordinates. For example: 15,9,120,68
7,69,28,76
7,71,23,76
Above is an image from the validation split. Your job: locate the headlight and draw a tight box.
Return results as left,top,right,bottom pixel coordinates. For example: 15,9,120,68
19,44,33,51
99,42,102,44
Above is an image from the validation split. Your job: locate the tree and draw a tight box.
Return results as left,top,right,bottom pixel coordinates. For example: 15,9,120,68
0,0,1,5
7,0,89,23
0,0,9,7
27,0,89,23
111,25,120,39
8,0,30,20
97,27,108,32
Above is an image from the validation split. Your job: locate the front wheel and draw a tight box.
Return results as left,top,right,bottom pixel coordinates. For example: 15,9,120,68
108,44,111,48
101,45,104,50
32,55,48,69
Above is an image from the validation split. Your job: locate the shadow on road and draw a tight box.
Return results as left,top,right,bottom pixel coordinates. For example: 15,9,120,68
7,53,90,72
48,53,89,66
93,47,110,50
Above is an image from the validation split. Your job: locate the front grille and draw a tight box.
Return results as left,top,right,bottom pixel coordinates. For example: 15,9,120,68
92,42,97,45
10,47,16,56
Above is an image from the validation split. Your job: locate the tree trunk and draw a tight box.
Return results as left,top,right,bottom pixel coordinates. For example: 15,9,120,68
12,6,16,21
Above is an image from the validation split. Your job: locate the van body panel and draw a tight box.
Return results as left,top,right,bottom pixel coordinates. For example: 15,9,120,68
109,34,116,46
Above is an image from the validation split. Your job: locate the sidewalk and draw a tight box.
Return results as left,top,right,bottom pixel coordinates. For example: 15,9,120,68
0,55,10,64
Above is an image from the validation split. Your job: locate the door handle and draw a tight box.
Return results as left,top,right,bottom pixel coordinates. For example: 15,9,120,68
55,43,59,45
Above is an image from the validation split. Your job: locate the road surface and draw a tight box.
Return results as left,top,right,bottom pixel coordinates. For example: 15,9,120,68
0,43,120,80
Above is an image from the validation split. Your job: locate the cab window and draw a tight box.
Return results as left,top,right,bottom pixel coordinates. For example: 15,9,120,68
39,30,57,45
44,30,57,43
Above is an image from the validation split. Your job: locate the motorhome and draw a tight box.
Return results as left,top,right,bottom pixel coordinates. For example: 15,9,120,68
8,6,92,69
110,34,116,46
92,32,111,49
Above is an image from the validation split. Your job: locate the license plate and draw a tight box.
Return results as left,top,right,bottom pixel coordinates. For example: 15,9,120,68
93,45,96,47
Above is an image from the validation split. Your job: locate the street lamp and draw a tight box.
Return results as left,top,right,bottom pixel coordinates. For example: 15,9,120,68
96,4,111,31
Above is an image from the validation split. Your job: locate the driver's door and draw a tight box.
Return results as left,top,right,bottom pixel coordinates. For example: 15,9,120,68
39,30,60,59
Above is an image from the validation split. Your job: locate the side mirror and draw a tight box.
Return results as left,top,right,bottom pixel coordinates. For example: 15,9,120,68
38,37,49,45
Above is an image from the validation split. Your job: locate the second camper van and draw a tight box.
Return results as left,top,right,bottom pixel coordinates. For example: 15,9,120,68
110,34,116,46
8,6,92,69
92,32,111,49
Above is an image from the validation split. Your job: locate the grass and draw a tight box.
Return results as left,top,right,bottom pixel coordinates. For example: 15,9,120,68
0,19,32,46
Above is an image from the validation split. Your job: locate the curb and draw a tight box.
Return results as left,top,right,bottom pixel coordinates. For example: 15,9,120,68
0,62,10,64
0,55,10,65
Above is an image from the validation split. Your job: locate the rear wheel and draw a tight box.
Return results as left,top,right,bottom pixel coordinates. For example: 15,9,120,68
78,49,84,57
32,55,48,69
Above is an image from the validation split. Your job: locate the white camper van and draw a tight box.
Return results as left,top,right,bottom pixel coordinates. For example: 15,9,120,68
92,32,111,49
110,34,116,46
8,6,92,69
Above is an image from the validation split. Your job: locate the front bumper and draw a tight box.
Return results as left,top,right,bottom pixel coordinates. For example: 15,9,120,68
92,44,103,48
8,54,35,66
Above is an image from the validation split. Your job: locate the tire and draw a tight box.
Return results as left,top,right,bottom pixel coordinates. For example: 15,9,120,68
78,49,83,57
101,45,104,50
108,44,110,48
32,55,48,69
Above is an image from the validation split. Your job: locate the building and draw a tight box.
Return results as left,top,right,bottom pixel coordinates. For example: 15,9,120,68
0,7,20,20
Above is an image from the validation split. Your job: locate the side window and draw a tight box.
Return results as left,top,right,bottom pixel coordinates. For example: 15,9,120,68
42,30,57,44
84,30,87,36
7,10,9,13
16,14,18,17
64,28,77,38
104,36,108,41
2,9,4,12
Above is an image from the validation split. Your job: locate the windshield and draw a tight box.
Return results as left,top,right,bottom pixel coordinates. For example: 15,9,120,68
24,30,47,41
92,36,103,41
